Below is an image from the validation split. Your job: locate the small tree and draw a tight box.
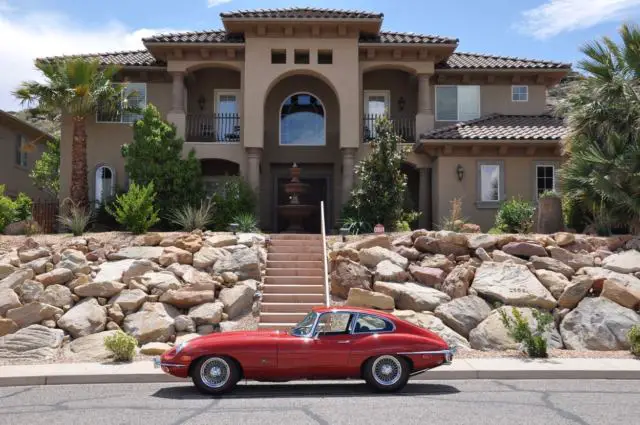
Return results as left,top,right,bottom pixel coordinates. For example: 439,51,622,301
107,182,160,234
498,307,554,358
344,116,413,230
122,104,203,224
30,137,60,198
210,176,257,231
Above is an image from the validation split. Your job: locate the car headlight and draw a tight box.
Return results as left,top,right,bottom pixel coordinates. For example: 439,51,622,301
175,341,188,355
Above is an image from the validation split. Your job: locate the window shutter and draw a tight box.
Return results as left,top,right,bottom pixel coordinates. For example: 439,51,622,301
457,86,480,121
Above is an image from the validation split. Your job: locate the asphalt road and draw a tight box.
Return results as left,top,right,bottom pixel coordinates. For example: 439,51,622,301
0,379,638,425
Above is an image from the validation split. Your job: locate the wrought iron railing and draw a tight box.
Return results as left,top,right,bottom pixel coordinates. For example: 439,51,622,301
186,113,241,142
363,114,416,143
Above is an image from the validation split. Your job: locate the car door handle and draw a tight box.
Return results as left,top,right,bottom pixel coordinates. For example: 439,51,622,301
337,340,351,344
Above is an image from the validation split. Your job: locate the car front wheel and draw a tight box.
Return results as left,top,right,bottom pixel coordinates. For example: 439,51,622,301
191,356,239,395
363,355,409,392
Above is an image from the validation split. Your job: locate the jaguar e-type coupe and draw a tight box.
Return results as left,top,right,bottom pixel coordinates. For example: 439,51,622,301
154,306,455,394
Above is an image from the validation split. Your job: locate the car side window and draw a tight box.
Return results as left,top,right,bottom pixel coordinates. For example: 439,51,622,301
316,312,352,335
353,314,393,334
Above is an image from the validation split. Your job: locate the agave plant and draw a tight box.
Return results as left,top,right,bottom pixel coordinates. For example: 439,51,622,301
232,213,259,232
167,199,214,231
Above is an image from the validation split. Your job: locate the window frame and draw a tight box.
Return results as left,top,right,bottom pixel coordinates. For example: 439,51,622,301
15,134,28,168
476,159,505,208
435,85,481,122
317,49,333,65
314,311,354,336
512,85,529,102
350,312,396,335
96,82,147,124
533,160,559,199
278,92,326,147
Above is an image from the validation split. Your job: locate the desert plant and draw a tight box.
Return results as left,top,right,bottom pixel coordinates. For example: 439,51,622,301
394,220,411,232
210,176,257,230
107,182,160,234
439,198,467,232
13,193,32,222
495,197,536,233
628,325,640,357
232,212,259,232
498,307,554,358
0,186,16,232
168,198,214,231
338,208,373,235
104,331,138,362
57,198,92,236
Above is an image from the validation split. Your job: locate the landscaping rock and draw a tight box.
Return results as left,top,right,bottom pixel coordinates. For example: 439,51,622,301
434,295,492,338
122,302,179,344
218,285,254,319
392,310,470,349
56,249,90,274
193,246,229,269
74,281,126,298
554,232,575,246
56,298,107,338
395,246,421,261
373,281,450,312
18,247,50,263
140,342,172,355
188,302,223,325
602,250,640,274
344,234,391,251
205,234,238,248
0,325,64,362
491,250,527,265
38,284,73,309
174,315,196,333
530,256,575,278
557,276,593,309
419,254,455,272
475,248,492,262
359,246,408,269
0,288,21,316
330,259,372,298
534,270,570,299
107,304,125,324
133,233,162,246
502,242,547,258
346,287,394,310
15,280,44,303
182,268,218,290
122,259,155,284
441,265,475,299
409,265,446,287
159,289,215,308
560,297,640,350
467,234,498,250
7,302,63,328
580,267,640,309
25,257,51,275
435,230,468,247
221,272,239,285
548,246,594,270
0,269,34,292
237,233,266,247
108,246,164,262
414,237,468,257
213,248,261,280
67,330,117,361
329,247,359,262
392,234,414,247
136,271,181,293
159,246,193,266
0,318,19,337
35,268,73,286
94,259,136,282
175,234,203,253
0,263,16,279
109,289,147,313
374,260,409,282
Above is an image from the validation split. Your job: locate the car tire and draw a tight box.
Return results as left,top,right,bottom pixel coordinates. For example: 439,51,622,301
363,355,410,392
191,355,240,395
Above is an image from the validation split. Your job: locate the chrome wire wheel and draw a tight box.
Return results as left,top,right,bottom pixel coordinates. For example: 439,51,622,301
371,355,402,387
200,357,231,389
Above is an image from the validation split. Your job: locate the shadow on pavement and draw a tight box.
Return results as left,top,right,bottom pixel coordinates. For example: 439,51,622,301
152,382,460,400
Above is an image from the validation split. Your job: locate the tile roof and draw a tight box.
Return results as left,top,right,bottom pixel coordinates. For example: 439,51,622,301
360,31,458,45
420,114,567,141
38,50,165,67
220,7,383,19
143,30,244,44
438,52,571,70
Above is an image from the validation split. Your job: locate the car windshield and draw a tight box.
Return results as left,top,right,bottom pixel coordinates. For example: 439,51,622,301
289,312,317,337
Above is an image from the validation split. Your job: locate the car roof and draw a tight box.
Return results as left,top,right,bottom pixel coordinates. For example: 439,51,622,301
311,306,397,321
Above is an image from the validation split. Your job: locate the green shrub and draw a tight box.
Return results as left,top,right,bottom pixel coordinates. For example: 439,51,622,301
13,193,32,221
168,199,214,231
232,212,259,232
338,208,373,235
104,331,138,362
498,307,554,358
107,182,160,234
57,198,92,236
394,220,411,232
562,196,589,233
210,176,257,231
628,325,640,357
0,185,16,233
495,197,536,233
487,227,504,235
539,190,560,199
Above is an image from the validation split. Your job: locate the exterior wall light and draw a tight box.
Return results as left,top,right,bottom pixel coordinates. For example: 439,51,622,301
398,96,406,112
456,164,464,181
198,95,206,111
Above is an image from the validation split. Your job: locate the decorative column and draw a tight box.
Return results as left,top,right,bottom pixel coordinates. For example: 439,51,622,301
418,167,432,229
246,147,262,200
416,73,435,137
341,148,358,205
167,71,186,139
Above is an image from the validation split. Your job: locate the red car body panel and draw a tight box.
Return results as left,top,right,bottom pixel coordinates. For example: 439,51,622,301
158,306,452,381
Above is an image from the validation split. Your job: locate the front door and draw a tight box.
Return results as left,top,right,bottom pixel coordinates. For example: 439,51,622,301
214,90,239,142
363,90,390,140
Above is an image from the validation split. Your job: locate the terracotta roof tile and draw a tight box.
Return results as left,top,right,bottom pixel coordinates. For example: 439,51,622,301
438,52,571,70
421,114,567,140
360,31,458,45
220,7,382,19
38,50,165,67
143,30,244,43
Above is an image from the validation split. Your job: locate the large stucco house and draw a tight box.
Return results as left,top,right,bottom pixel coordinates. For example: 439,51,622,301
47,7,570,232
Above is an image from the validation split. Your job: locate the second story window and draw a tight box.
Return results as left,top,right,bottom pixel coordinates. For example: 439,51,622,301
294,50,310,64
317,50,333,64
271,50,287,64
15,134,27,167
280,93,325,146
436,85,480,122
96,83,147,124
512,85,529,102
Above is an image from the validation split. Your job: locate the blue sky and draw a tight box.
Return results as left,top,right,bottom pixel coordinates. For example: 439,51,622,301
1,0,639,110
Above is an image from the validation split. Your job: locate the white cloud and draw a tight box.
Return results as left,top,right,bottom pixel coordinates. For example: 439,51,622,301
519,0,640,39
0,7,179,110
207,0,233,8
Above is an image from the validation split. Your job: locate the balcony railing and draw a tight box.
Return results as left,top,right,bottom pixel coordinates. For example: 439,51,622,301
363,114,416,143
186,113,241,143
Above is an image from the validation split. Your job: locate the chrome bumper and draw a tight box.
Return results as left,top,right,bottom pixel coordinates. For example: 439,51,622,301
153,357,161,369
399,347,457,364
153,357,187,369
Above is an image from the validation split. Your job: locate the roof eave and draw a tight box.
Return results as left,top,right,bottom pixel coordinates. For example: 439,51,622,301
435,67,571,72
359,42,458,47
143,41,245,48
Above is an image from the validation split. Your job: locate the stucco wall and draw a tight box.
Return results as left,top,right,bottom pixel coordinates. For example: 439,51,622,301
186,68,241,114
362,70,417,120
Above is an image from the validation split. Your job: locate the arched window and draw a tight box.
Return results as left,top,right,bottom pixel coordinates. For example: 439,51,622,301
280,93,325,146
95,165,115,205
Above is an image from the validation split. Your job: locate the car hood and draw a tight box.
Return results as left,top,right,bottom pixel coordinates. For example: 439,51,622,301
194,329,284,343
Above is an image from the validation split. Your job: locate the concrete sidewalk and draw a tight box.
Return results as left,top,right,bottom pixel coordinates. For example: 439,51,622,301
0,357,639,387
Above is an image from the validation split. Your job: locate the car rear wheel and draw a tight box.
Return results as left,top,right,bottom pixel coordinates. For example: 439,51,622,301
363,355,409,392
191,356,239,395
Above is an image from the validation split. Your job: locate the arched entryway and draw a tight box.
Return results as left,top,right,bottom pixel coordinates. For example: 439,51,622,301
261,72,340,233
201,159,240,196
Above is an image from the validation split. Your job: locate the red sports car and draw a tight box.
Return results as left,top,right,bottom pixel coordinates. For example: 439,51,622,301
154,306,455,394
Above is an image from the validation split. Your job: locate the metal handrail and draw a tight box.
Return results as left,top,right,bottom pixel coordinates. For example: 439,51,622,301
320,200,330,307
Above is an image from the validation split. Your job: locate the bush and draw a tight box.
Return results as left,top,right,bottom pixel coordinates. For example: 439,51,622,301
394,220,411,232
562,196,589,233
168,199,214,231
107,182,160,234
104,331,138,362
57,198,92,236
0,186,33,233
495,197,536,233
439,198,467,232
232,212,259,232
210,176,257,231
498,307,554,358
628,325,640,357
13,193,32,221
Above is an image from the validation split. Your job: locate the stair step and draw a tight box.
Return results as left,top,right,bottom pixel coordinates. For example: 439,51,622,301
264,276,324,285
270,234,322,241
266,268,324,277
260,312,309,323
258,322,296,331
262,293,326,303
261,302,323,313
266,260,324,269
268,253,324,261
262,284,325,294
269,239,324,247
268,245,324,254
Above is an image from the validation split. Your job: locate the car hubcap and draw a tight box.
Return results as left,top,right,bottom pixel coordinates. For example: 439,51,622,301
200,357,230,388
372,356,402,386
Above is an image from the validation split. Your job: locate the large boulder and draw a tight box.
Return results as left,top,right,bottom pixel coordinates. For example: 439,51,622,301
213,248,261,280
122,259,155,284
374,260,409,282
6,302,63,328
66,330,118,361
394,246,421,261
25,257,51,275
237,233,266,247
434,295,491,338
414,237,468,257
502,242,547,258
135,271,181,293
38,284,74,309
602,250,640,274
580,267,640,309
15,280,44,303
0,318,19,337
218,284,254,319
159,289,215,308
491,250,527,265
346,288,394,310
344,234,391,251
188,302,224,325
56,249,90,274
560,297,640,350
205,234,238,248
534,270,570,299
359,246,408,269
94,259,136,283
159,246,193,267
467,234,498,250
1,268,35,291
57,298,107,338
35,268,74,286
18,247,50,263
530,256,574,278
419,254,455,272
109,289,147,313
181,268,218,291
373,281,450,312
469,306,563,351
74,281,126,298
435,230,468,247
554,232,575,246
193,246,229,269
107,246,164,262
330,259,372,298
0,325,64,362
440,265,475,299
558,276,593,309
0,288,21,316
174,234,203,253
122,302,179,344
471,262,556,309
409,265,446,287
392,310,470,349
548,246,594,271
0,263,16,279
140,342,172,355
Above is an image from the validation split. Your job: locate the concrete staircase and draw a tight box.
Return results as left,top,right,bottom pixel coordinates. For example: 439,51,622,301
259,234,327,331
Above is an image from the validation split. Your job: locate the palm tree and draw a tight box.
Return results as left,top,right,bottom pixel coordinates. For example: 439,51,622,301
14,58,122,208
558,23,640,232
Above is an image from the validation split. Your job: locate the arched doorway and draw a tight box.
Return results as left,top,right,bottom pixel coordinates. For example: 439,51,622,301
201,159,240,196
